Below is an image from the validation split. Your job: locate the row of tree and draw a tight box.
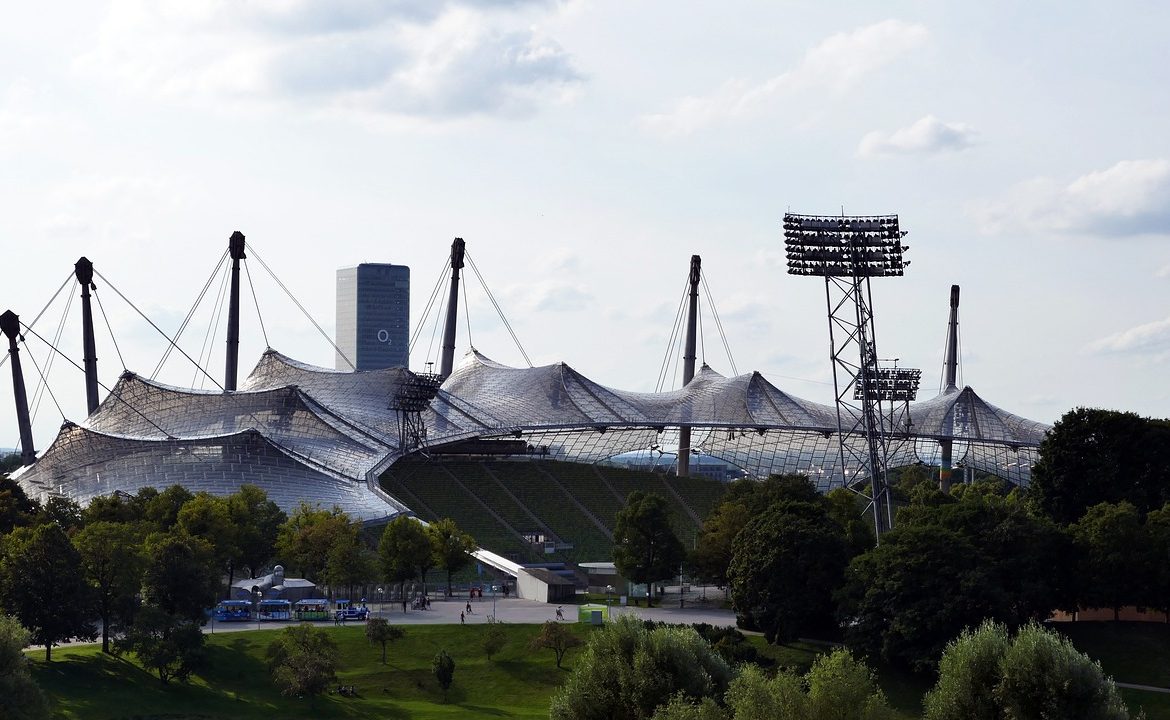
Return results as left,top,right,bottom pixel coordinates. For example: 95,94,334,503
675,406,1170,675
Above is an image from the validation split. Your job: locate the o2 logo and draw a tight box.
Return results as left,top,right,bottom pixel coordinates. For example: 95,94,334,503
376,329,392,345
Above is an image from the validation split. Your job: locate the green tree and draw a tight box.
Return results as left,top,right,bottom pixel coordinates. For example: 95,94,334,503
804,649,896,720
1071,501,1147,620
432,648,455,700
0,523,95,661
530,620,583,668
0,474,39,534
364,618,405,664
824,488,876,557
550,615,732,720
81,492,144,525
729,502,850,643
841,496,1074,671
141,532,218,623
0,614,50,720
275,503,352,582
143,485,194,533
923,620,1130,720
922,621,1011,720
33,496,83,534
324,520,377,599
428,518,476,596
267,624,339,703
612,491,685,607
1145,502,1170,621
1031,408,1170,523
483,623,507,661
228,484,286,578
73,521,144,654
115,605,206,684
653,650,894,720
378,515,434,592
176,492,237,598
690,500,752,588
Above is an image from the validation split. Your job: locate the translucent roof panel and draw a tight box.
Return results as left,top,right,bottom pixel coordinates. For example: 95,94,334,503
17,423,405,522
86,372,391,480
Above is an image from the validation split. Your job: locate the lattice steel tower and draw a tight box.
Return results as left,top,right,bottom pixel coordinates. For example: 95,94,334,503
784,213,910,538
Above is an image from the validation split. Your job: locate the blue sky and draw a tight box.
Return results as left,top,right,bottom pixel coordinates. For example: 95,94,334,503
2,1,1169,450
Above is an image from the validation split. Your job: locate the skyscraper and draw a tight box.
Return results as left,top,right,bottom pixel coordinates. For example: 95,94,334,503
335,263,410,370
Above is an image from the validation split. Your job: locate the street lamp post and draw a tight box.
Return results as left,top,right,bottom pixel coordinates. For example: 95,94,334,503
377,587,384,618
255,590,263,631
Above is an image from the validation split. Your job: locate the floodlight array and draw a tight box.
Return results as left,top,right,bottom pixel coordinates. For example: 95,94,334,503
853,368,922,402
391,372,443,412
783,213,909,277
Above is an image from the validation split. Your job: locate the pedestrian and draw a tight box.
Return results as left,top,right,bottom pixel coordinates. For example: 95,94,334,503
466,600,472,614
402,599,407,614
460,611,465,625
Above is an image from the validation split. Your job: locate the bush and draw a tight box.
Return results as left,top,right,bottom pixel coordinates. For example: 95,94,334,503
550,615,733,720
923,621,1130,720
0,615,50,720
266,625,339,702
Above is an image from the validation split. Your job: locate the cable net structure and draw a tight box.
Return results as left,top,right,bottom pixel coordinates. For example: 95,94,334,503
14,345,1048,522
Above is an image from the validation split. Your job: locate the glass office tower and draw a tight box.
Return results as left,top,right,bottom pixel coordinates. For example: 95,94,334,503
336,263,410,370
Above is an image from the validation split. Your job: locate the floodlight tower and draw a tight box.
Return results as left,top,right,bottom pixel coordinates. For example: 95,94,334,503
784,213,909,538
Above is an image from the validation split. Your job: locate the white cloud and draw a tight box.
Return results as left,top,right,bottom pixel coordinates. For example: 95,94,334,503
1089,316,1170,355
973,159,1170,236
640,19,928,137
858,115,976,157
1157,264,1170,278
75,0,580,121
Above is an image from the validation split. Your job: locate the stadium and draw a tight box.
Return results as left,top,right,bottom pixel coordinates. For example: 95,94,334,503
7,230,1050,587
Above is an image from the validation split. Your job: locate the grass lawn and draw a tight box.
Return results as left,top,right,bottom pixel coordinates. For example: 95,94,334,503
29,621,1170,720
32,623,598,720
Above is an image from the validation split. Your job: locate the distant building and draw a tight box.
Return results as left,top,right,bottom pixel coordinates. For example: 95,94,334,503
336,263,410,370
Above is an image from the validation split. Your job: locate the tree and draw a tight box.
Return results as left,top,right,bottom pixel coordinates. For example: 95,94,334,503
365,618,405,664
1145,502,1170,621
324,520,377,598
729,502,850,643
275,503,352,582
824,488,876,557
176,492,237,598
840,496,1075,671
690,500,752,588
1031,408,1170,523
378,515,434,592
428,518,476,595
0,475,39,534
550,615,733,720
653,650,894,720
923,621,1130,720
73,521,144,654
33,496,83,534
432,648,455,700
0,523,95,661
81,493,144,525
0,614,50,720
267,624,339,703
1071,501,1147,620
483,623,507,661
116,605,206,685
530,620,583,668
143,485,194,533
612,491,685,607
228,484,286,578
141,532,219,623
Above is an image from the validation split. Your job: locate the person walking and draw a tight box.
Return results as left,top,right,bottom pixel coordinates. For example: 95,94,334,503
460,611,465,625
466,600,473,614
555,606,564,620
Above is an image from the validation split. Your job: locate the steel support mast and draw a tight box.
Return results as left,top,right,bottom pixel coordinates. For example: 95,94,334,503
75,257,100,414
939,284,961,492
439,238,466,379
224,231,246,392
677,255,701,477
1,310,36,465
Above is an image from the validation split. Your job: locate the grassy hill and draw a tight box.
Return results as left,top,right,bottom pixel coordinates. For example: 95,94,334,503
27,621,1170,719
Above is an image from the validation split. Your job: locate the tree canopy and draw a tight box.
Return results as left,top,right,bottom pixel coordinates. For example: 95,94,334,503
613,491,685,606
